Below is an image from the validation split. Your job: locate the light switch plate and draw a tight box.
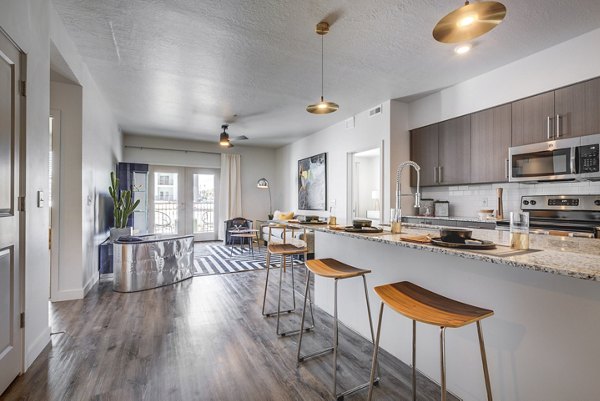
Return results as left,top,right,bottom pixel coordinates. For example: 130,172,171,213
37,190,44,208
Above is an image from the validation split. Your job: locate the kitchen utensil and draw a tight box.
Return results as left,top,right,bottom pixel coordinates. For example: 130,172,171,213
439,228,473,243
431,238,496,250
344,226,383,233
353,219,372,229
496,188,504,220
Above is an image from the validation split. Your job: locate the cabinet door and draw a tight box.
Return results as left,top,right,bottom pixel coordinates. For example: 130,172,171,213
511,91,555,146
410,124,438,187
471,104,512,183
585,77,600,136
438,115,471,185
555,81,586,138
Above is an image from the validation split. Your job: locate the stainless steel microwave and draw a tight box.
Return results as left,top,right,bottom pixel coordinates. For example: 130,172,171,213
509,134,600,182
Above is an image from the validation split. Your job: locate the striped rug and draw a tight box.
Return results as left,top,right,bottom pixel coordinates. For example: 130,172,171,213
193,244,303,276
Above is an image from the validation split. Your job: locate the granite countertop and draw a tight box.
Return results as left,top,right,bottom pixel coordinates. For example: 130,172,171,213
403,215,495,223
284,222,600,282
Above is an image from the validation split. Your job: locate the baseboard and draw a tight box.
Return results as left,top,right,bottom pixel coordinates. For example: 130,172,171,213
25,325,51,370
83,273,98,296
50,288,84,302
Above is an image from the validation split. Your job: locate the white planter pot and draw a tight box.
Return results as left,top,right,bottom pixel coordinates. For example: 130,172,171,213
110,227,133,241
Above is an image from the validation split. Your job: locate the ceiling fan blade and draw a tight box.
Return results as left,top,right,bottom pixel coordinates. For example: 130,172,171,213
231,135,249,141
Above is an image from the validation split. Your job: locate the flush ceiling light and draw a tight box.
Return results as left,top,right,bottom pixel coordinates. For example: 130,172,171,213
454,44,472,54
433,1,506,44
307,22,339,114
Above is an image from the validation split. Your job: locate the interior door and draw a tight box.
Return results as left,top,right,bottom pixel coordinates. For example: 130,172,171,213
186,168,219,241
0,30,23,394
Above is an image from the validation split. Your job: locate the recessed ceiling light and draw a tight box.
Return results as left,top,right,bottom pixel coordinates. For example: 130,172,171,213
455,44,472,55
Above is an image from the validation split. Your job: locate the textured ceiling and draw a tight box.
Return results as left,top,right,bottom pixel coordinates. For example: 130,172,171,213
52,0,600,146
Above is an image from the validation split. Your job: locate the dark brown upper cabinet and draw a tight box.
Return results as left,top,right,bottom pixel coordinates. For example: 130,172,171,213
555,81,586,138
584,77,600,136
438,115,471,185
511,91,555,146
410,124,438,187
471,104,512,184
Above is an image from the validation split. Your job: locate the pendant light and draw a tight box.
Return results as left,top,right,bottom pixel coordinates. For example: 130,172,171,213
433,1,506,44
307,22,339,114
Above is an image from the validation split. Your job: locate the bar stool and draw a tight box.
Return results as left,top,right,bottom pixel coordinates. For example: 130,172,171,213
297,258,380,401
261,224,315,336
367,281,494,401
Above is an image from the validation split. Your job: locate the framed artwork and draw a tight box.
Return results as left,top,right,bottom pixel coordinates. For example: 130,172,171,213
298,153,327,210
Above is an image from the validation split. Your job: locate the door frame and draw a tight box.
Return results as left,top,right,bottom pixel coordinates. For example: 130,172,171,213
49,109,61,301
148,165,185,235
346,143,384,225
185,168,220,241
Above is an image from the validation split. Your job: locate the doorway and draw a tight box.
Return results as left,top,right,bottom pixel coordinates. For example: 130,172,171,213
148,166,219,241
347,147,383,225
0,28,25,394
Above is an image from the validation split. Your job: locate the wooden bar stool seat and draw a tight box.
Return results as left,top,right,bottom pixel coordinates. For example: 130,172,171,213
297,258,379,401
267,243,308,256
374,281,493,328
368,281,494,401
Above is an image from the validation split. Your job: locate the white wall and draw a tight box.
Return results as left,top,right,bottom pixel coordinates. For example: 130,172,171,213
123,135,277,222
49,4,122,299
276,101,397,223
408,27,600,129
354,155,379,219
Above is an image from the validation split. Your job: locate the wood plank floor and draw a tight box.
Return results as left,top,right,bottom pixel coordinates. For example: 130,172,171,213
1,266,459,401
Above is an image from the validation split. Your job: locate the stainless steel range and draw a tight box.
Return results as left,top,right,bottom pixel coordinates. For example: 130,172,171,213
496,195,600,238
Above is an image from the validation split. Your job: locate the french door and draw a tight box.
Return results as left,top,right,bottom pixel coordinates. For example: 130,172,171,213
0,29,24,394
149,166,219,241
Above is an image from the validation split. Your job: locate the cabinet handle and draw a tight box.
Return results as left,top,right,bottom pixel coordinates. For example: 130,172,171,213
505,159,509,180
434,167,438,184
556,114,561,138
546,116,552,140
439,166,443,183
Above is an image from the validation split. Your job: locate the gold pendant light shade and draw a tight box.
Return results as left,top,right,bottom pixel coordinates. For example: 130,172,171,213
307,96,339,114
433,1,506,44
307,22,339,114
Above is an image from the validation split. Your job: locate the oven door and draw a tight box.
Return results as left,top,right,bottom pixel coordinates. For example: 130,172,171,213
509,139,578,182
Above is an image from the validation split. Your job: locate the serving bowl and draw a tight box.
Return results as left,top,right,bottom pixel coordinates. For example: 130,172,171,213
439,228,473,243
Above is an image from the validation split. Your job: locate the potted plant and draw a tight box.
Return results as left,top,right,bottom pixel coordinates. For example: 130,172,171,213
108,171,140,241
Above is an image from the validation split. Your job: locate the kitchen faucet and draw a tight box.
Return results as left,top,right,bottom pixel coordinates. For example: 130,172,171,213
393,161,421,222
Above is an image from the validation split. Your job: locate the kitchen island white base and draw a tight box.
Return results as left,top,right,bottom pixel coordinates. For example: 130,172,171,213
313,230,600,401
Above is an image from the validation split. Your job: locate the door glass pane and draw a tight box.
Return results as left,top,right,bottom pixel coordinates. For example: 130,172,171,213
193,174,215,234
154,172,178,234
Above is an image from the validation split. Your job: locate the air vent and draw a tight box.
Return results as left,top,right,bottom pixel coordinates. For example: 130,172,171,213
369,105,382,117
345,117,355,129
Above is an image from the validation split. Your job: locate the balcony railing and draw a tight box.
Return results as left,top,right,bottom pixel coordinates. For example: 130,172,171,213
153,200,214,234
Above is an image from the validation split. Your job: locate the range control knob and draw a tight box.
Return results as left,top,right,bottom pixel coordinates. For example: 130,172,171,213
595,200,600,206
530,200,537,206
523,200,530,205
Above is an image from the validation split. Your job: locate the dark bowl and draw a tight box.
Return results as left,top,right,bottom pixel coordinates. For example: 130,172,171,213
353,219,372,229
439,228,472,243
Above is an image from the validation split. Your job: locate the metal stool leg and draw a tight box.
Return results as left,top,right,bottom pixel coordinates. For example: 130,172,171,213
276,255,311,337
332,279,339,399
261,258,270,316
362,275,380,384
412,320,417,401
275,255,285,334
440,327,447,401
477,321,493,401
367,302,385,401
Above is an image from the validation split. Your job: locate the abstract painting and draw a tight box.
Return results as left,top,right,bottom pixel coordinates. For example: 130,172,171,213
298,153,327,210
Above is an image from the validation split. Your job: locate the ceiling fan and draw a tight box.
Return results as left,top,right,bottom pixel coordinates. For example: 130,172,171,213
219,124,248,148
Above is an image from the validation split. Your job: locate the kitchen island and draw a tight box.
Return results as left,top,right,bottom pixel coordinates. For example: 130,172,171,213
290,223,600,401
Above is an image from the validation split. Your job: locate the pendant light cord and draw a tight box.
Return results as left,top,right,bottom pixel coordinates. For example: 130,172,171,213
321,34,324,100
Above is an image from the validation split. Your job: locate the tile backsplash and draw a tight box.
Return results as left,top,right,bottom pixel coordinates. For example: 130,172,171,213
420,181,600,218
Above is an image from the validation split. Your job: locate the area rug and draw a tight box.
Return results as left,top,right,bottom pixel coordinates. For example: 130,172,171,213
193,244,303,276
